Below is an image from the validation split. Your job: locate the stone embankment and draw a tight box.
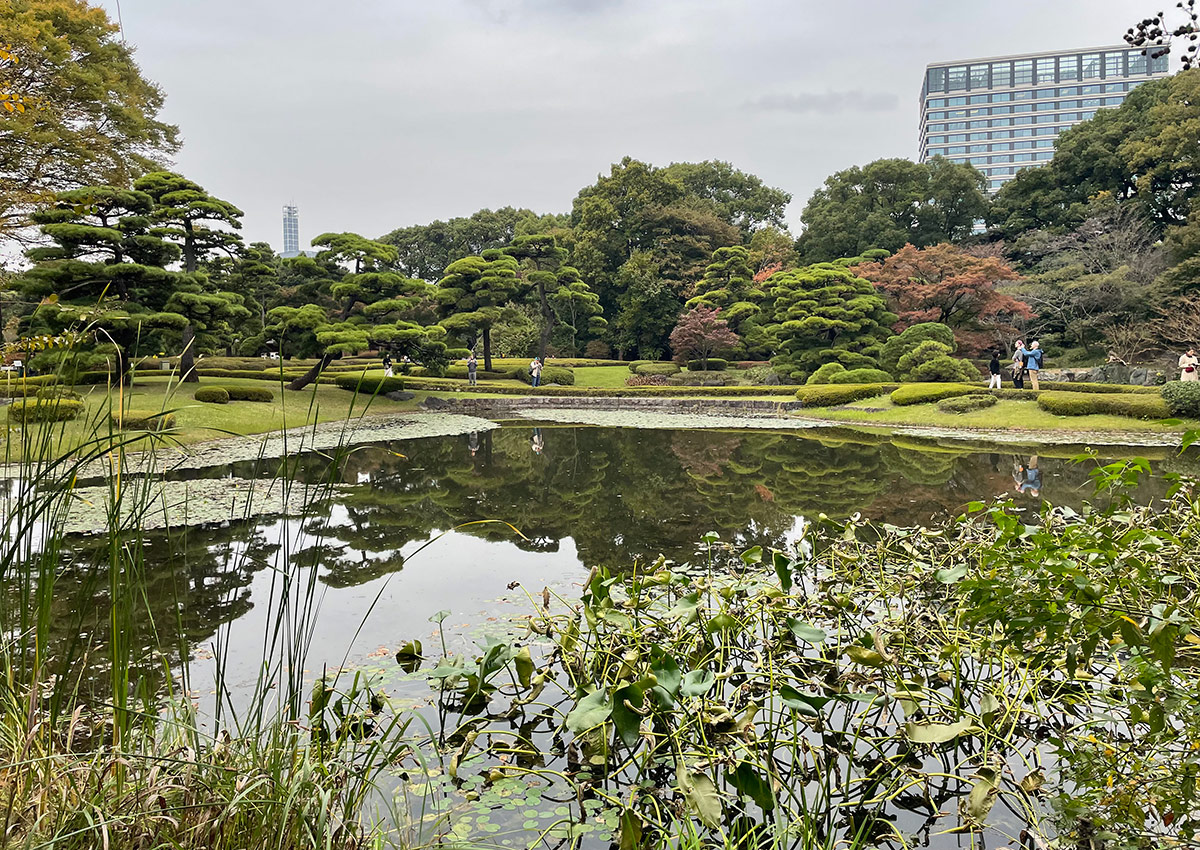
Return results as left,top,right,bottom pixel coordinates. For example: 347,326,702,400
419,395,804,416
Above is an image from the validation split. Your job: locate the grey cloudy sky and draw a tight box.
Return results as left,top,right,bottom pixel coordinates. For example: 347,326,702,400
96,0,1143,249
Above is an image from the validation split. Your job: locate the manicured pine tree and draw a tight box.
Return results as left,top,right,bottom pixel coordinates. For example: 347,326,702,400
435,249,521,371
133,171,248,380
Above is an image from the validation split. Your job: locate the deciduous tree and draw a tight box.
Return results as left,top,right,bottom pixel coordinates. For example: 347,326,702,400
0,0,179,240
856,243,1032,353
669,306,739,369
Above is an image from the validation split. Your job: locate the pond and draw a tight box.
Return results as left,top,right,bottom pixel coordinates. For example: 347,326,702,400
25,421,1200,848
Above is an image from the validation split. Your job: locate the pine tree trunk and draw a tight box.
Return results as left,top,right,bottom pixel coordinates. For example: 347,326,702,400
538,283,554,361
180,324,199,383
286,351,335,391
482,329,493,373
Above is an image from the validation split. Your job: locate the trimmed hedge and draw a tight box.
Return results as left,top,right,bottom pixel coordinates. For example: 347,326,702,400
633,363,680,377
890,383,977,406
7,398,84,422
334,374,406,394
1035,380,1159,395
628,360,651,373
828,368,895,385
1163,381,1200,419
514,366,576,386
446,364,514,380
1037,391,1170,420
111,410,176,430
794,383,896,407
937,393,998,414
225,386,275,402
405,377,797,397
196,369,337,385
35,387,83,401
194,387,230,404
687,358,728,372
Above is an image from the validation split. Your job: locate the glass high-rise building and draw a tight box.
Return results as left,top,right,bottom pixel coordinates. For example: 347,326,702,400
282,204,300,256
920,46,1171,192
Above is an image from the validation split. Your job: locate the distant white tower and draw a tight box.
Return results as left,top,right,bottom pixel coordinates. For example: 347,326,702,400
282,204,300,256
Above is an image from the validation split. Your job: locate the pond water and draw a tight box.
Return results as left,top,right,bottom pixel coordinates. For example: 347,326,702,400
30,422,1200,847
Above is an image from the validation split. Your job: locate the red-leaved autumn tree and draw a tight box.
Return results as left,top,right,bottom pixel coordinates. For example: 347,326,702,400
855,243,1033,353
669,305,740,367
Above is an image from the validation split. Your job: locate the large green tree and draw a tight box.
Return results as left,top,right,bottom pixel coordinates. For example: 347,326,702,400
988,70,1200,239
503,234,605,359
795,157,988,263
133,171,246,380
435,250,521,371
661,160,792,232
763,260,898,382
685,245,765,352
0,0,179,241
379,207,541,282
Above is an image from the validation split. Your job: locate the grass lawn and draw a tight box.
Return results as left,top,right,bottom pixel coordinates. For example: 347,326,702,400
1,375,427,459
572,365,634,388
799,396,1200,433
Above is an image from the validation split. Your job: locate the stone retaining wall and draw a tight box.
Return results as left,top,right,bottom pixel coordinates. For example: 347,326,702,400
420,395,804,416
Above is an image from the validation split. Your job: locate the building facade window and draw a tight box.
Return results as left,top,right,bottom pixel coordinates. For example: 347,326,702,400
970,64,989,88
1081,53,1101,78
992,61,1012,87
1128,51,1147,74
1059,54,1079,80
948,65,967,89
1036,57,1056,83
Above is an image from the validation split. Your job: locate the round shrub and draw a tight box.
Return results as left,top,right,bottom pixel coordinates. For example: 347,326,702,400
1037,391,1170,420
828,368,894,385
7,398,84,423
35,387,83,402
879,322,957,374
225,386,274,402
890,383,977,406
628,360,651,373
1161,381,1200,418
445,348,472,360
514,366,575,386
194,387,230,404
907,355,982,383
111,410,176,430
806,363,847,385
686,358,728,372
937,393,998,414
633,363,680,377
794,383,895,407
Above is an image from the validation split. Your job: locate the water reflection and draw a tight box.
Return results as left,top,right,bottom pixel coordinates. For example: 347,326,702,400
19,425,1192,703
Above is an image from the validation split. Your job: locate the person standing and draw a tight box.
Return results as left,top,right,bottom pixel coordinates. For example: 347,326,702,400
382,352,394,378
1024,341,1044,391
988,350,1002,389
530,356,543,388
1011,341,1026,390
1179,348,1199,382
467,351,478,386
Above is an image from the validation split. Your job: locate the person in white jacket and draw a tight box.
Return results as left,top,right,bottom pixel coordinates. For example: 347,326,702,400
1180,348,1199,382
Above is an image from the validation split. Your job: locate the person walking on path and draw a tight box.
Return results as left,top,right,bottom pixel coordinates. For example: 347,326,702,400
1011,341,1026,389
1180,348,1199,382
529,356,543,387
988,351,1002,389
467,351,478,386
1024,341,1044,391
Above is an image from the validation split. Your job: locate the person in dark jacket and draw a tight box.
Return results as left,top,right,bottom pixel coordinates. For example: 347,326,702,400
988,351,1002,389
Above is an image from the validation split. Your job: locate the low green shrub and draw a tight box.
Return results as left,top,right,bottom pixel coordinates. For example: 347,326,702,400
1162,381,1200,418
626,374,671,387
632,363,680,377
224,386,275,402
445,364,514,380
628,360,651,373
334,374,406,394
0,374,57,387
806,363,846,385
1037,391,1170,419
197,369,337,385
794,383,896,407
828,368,895,384
111,410,176,430
7,398,84,422
1037,380,1160,395
193,357,269,371
937,393,998,414
35,387,83,401
686,358,728,372
514,365,575,386
405,377,796,397
194,387,230,404
890,383,977,406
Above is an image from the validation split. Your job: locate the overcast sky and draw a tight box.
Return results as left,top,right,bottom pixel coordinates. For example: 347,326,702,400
95,0,1144,249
